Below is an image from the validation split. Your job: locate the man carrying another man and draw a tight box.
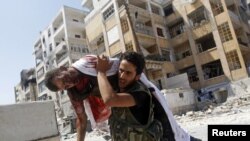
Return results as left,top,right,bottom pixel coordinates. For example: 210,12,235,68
45,51,200,141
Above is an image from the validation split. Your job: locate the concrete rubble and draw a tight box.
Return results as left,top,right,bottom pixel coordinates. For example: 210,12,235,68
0,101,59,141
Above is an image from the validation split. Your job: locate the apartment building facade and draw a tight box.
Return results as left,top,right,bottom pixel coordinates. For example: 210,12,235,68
82,0,171,89
165,0,250,90
82,0,250,90
33,6,89,118
14,68,37,103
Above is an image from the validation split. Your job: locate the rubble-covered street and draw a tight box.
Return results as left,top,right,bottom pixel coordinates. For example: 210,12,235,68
176,93,250,141
62,92,250,141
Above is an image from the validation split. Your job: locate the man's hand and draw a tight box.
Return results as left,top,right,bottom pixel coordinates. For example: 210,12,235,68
96,55,113,73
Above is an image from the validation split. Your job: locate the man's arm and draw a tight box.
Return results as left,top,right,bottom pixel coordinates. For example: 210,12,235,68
96,56,136,107
68,93,87,141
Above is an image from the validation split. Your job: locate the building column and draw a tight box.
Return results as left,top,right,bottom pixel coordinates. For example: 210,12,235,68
147,0,162,55
181,4,205,87
113,0,126,53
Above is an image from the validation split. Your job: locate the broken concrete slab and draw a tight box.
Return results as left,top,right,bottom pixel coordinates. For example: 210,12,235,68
0,101,59,141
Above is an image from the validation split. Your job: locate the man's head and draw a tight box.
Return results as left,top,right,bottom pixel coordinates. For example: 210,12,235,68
118,51,145,89
44,66,79,91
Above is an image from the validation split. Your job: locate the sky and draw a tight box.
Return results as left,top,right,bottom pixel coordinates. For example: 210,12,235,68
0,0,84,105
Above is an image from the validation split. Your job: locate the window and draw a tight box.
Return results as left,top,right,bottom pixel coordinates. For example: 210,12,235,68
121,19,129,33
188,7,208,28
218,22,233,43
37,67,44,79
182,50,192,58
73,19,79,22
48,29,51,37
196,33,216,53
49,43,52,51
168,20,185,38
107,26,119,45
103,5,114,21
43,51,47,57
180,66,199,83
97,36,104,46
75,34,81,38
38,81,46,93
157,27,164,37
163,4,174,17
82,48,89,53
210,0,224,16
125,42,133,51
179,93,184,98
202,60,224,80
161,49,171,61
226,50,241,70
42,37,45,43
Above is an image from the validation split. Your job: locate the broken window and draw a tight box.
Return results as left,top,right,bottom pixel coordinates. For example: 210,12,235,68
161,49,171,61
174,42,192,61
196,33,216,53
218,22,233,43
210,0,224,16
180,65,199,83
151,4,161,15
202,60,224,80
168,19,185,38
226,50,242,71
188,6,208,28
163,4,174,17
157,27,164,37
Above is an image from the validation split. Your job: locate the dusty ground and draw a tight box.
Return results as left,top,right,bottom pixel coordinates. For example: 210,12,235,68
177,93,250,141
62,79,250,141
63,93,250,141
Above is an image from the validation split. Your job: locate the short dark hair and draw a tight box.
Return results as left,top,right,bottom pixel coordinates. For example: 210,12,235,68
44,68,61,92
119,51,145,75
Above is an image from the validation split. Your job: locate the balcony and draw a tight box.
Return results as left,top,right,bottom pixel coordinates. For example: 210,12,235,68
53,24,64,38
158,37,168,48
169,31,188,47
203,75,227,88
197,48,219,65
81,0,94,10
56,52,68,65
55,41,67,54
68,20,85,30
145,60,163,71
152,13,165,25
192,21,212,40
175,55,194,70
34,47,43,60
128,4,151,21
134,25,155,37
165,13,181,25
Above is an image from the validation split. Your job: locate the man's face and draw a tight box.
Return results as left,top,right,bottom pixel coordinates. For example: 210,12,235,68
118,60,140,89
52,67,78,91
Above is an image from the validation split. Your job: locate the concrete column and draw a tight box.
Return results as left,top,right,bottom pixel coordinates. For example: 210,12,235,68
147,0,162,55
181,5,205,86
113,0,126,53
101,9,111,56
217,0,247,81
